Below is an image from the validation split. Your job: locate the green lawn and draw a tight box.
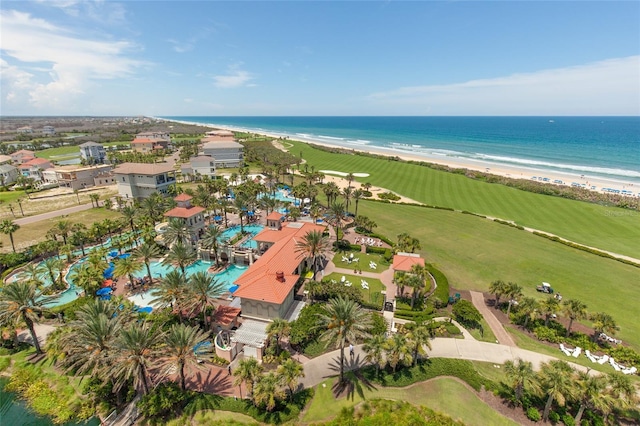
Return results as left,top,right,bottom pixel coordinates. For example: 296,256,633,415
166,410,258,425
331,251,386,273
358,200,640,350
290,140,640,259
35,141,129,160
324,272,384,306
303,377,517,425
0,190,30,204
468,317,499,344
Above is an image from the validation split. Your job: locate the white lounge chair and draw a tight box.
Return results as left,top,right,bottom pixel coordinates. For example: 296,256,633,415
597,355,609,365
623,366,637,375
585,350,597,363
344,281,352,287
572,347,582,358
341,276,346,282
559,343,572,357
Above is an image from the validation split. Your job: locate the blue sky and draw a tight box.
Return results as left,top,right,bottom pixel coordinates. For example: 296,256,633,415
1,1,638,116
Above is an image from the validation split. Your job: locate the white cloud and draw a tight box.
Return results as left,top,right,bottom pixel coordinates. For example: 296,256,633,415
367,56,640,115
0,9,145,112
213,69,255,89
168,39,194,53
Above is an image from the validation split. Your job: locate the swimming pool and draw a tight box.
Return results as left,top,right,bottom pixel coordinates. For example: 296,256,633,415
217,224,264,243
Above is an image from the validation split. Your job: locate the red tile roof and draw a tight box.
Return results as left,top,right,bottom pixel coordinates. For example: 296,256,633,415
164,205,205,218
233,222,326,304
212,305,241,326
392,254,425,272
20,158,51,167
266,211,284,221
131,138,155,144
174,193,192,202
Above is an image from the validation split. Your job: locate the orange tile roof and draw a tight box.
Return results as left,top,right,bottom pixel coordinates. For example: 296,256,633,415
174,193,192,202
131,138,155,144
20,158,50,167
392,254,425,272
233,222,326,304
266,211,284,221
164,205,205,218
212,305,241,326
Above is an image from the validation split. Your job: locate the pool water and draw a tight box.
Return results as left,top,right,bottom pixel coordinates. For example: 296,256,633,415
217,224,264,243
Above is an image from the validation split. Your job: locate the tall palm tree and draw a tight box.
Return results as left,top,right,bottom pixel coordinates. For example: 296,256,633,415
505,282,523,317
233,357,264,401
276,359,304,401
113,256,143,288
538,360,576,421
385,332,413,372
200,225,223,267
163,217,193,246
294,229,331,279
362,334,387,375
395,232,421,253
69,262,104,297
253,372,285,411
0,219,20,252
53,220,74,246
134,243,161,282
503,358,540,404
327,201,347,240
157,323,209,390
41,256,65,289
0,281,58,354
162,241,196,275
323,182,340,208
70,223,89,256
315,296,372,382
573,372,610,424
233,193,250,233
489,280,508,308
21,263,45,288
186,271,226,329
150,270,187,311
606,372,637,423
120,205,138,244
403,321,433,366
408,264,428,310
266,318,291,355
540,296,561,327
111,322,163,395
591,312,619,341
562,299,588,337
517,296,540,329
352,189,364,217
342,186,353,213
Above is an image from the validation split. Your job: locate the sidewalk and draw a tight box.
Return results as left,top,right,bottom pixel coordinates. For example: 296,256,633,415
470,291,516,347
14,202,94,226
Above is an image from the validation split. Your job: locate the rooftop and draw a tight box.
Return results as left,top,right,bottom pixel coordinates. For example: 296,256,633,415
113,162,175,175
392,253,425,272
79,141,102,147
202,140,243,149
164,205,205,219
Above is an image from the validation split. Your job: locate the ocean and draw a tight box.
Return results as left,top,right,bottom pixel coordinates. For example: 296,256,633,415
160,116,640,185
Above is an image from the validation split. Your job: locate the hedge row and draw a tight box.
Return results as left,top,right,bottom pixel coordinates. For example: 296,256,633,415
493,218,525,230
424,264,449,302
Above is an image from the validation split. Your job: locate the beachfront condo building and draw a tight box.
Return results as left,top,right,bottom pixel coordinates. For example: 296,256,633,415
113,162,177,200
201,139,244,168
180,155,217,182
79,141,107,164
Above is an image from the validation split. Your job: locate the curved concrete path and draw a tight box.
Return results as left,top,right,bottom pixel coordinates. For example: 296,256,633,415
470,290,516,347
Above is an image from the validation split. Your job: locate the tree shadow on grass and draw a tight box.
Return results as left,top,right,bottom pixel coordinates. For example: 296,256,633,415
324,354,377,401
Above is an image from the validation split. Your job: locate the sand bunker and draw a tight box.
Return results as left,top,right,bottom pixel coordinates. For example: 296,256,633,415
320,170,370,177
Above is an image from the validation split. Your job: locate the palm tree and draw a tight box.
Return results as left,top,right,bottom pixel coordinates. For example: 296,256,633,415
605,373,637,423
151,270,187,310
323,182,340,208
113,256,143,288
489,280,508,308
517,297,540,329
69,262,103,297
591,312,619,341
0,281,57,354
111,322,163,395
21,263,45,288
134,243,161,282
157,323,209,390
70,223,89,256
233,357,264,401
121,205,138,244
186,271,226,329
408,264,428,310
53,220,74,246
162,241,196,275
362,334,387,375
200,225,223,267
315,296,372,382
0,219,20,252
505,282,523,317
41,256,65,289
327,201,347,240
276,359,304,401
540,296,561,327
385,332,413,372
573,372,610,424
253,372,285,411
403,321,432,366
266,318,291,355
294,229,331,279
342,186,353,213
503,358,540,404
562,299,588,337
538,360,576,421
395,232,421,253
352,189,364,217
163,217,193,246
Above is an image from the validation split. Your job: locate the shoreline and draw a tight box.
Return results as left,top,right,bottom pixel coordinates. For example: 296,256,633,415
158,117,639,197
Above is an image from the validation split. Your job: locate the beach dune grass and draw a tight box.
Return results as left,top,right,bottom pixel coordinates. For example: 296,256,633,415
290,140,640,259
360,200,640,350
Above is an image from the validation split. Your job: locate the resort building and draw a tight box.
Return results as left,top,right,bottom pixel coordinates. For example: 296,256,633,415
163,194,206,244
201,140,244,168
180,155,216,181
0,155,13,165
19,158,53,183
54,164,113,191
41,125,56,136
131,131,171,153
10,149,35,164
137,131,170,140
391,252,425,273
113,162,177,200
0,164,19,186
79,142,107,164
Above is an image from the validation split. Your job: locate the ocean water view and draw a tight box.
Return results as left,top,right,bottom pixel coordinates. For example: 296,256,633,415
162,116,640,185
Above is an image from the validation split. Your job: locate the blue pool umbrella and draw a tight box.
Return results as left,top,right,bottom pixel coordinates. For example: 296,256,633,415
229,285,239,293
247,211,254,216
118,253,131,259
109,250,118,257
100,294,112,301
103,266,115,279
138,306,153,314
214,215,222,221
96,287,112,296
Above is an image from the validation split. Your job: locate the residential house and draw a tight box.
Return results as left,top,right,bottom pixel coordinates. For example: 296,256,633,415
10,150,35,164
19,158,53,183
137,131,170,140
163,194,206,244
42,126,55,136
0,164,19,186
131,131,171,153
201,140,244,168
55,164,113,191
79,141,107,164
0,155,13,165
16,126,33,134
180,155,216,181
113,162,177,200
392,252,426,300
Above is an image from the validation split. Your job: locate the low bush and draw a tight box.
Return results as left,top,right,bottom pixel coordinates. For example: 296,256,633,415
425,263,449,301
365,246,386,254
534,326,562,343
527,407,541,422
138,382,190,420
549,411,560,424
562,414,575,426
0,356,10,372
377,192,401,201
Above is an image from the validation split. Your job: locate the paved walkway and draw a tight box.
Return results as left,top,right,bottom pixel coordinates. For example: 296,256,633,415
14,202,94,225
470,290,516,347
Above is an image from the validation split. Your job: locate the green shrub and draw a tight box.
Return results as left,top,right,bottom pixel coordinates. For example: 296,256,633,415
425,263,449,301
534,326,561,343
452,300,482,328
0,357,10,372
549,411,560,424
377,192,400,201
49,296,93,321
562,414,575,426
138,382,191,420
365,246,386,254
527,407,541,422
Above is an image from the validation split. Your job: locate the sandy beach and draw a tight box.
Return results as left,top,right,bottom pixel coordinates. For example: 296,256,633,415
161,118,639,197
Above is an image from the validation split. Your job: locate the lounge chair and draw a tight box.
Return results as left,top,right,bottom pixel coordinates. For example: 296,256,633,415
585,350,597,363
597,355,609,364
559,343,572,357
341,276,346,282
572,347,582,358
344,281,352,287
623,366,637,375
